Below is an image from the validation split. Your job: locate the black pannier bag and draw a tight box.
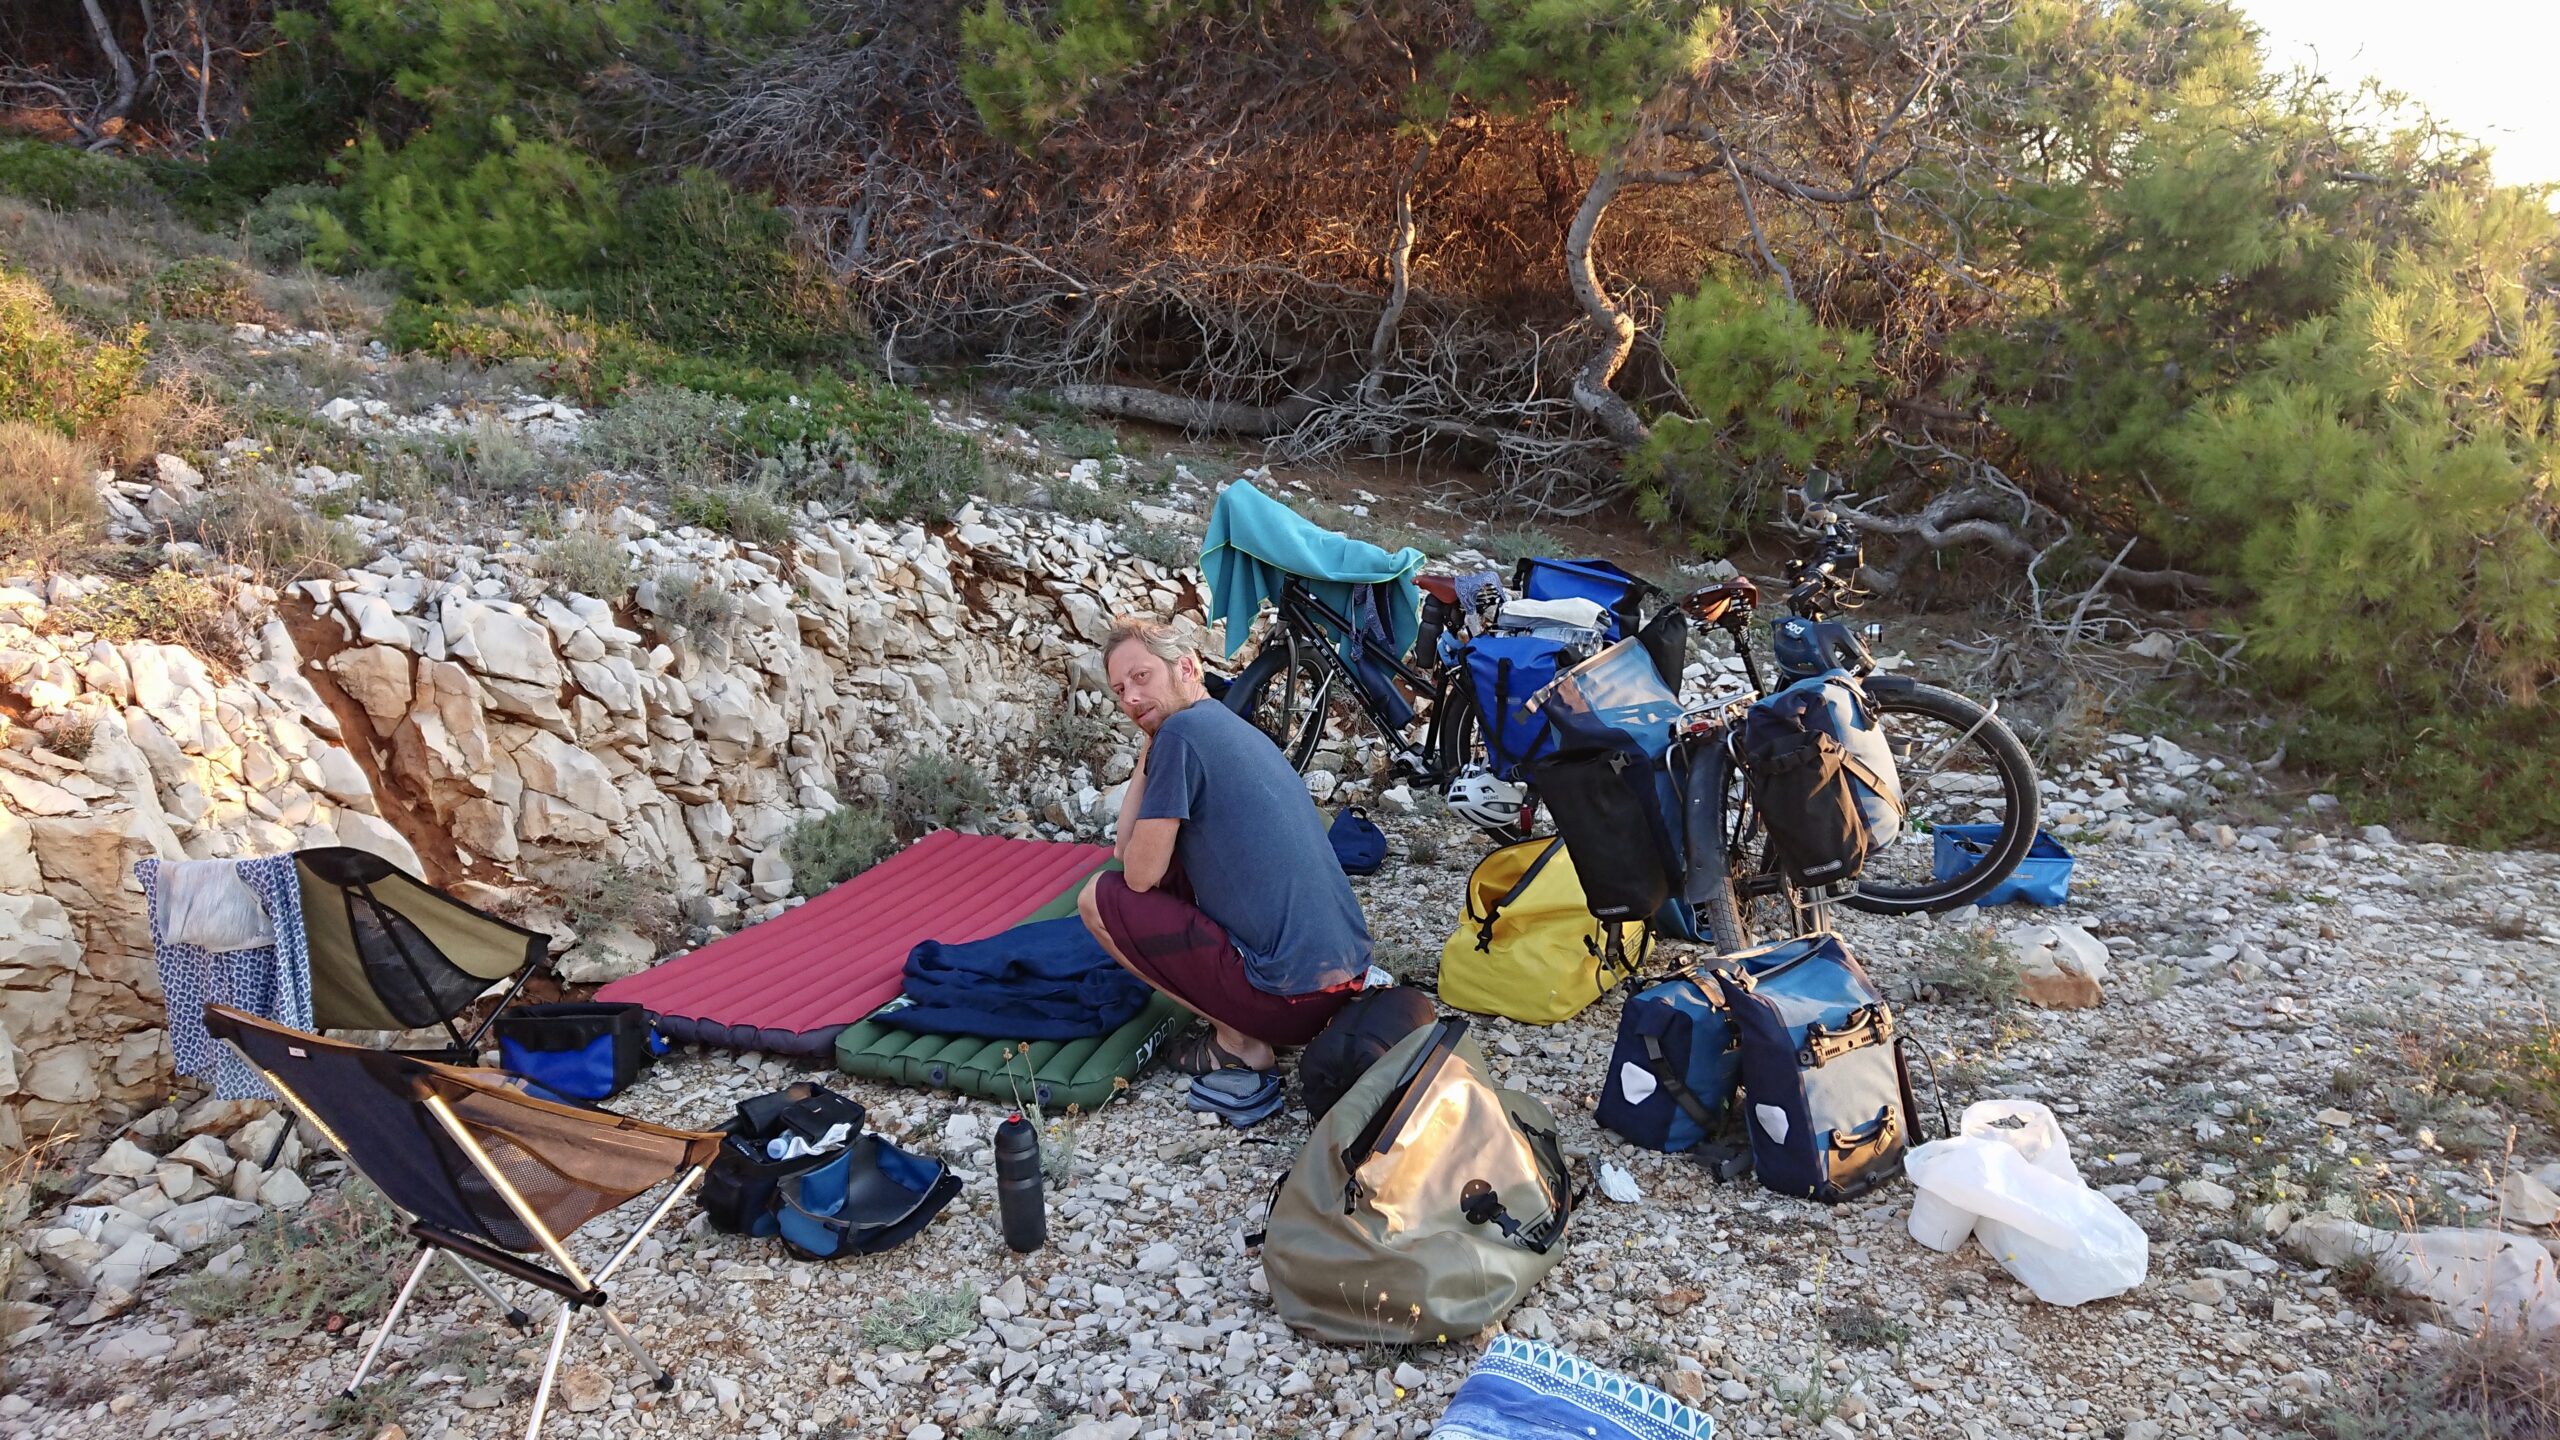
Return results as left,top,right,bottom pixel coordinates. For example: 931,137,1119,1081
1533,749,1676,924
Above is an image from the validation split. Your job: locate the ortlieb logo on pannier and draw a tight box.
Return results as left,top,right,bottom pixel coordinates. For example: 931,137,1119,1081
1737,670,1905,885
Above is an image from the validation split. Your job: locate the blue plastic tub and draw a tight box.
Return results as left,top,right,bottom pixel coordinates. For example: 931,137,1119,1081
1931,825,2073,907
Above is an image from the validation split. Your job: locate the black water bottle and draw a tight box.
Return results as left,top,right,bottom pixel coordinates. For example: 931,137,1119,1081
994,1113,1046,1253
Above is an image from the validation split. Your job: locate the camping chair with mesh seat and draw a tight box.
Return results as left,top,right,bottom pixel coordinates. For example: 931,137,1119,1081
296,846,553,1061
203,1004,722,1440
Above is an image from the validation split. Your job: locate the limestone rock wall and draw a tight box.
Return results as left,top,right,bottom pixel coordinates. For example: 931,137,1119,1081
0,493,1205,1147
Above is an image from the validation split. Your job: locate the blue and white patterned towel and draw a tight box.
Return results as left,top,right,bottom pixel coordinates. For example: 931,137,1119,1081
1430,1336,1716,1440
138,854,312,1100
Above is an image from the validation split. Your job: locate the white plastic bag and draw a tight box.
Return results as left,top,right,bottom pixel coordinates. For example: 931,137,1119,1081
1907,1100,2079,1253
1960,1100,2079,1181
1905,1135,2148,1306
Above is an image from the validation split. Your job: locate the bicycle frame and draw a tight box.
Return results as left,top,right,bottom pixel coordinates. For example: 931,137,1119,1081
1255,579,1469,780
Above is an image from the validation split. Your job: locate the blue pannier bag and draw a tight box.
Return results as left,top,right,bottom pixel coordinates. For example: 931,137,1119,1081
1714,935,1917,1203
1463,634,1575,780
1595,936,1831,1155
494,1002,665,1101
1514,557,1651,642
1596,975,1736,1154
1532,639,1698,937
1738,670,1904,885
776,1133,963,1260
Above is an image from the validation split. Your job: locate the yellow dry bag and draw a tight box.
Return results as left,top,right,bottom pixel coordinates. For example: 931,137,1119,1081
1439,836,1640,1025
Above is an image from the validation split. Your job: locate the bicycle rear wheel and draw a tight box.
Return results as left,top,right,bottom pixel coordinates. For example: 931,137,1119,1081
1843,682,2041,915
1226,641,1360,772
1690,738,1811,953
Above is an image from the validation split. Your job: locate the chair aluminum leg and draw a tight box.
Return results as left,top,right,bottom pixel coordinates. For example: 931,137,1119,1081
345,1246,435,1394
596,1307,675,1392
439,1250,536,1331
521,1300,576,1440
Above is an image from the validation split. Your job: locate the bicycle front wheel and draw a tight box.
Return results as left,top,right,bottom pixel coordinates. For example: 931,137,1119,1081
1843,682,2041,915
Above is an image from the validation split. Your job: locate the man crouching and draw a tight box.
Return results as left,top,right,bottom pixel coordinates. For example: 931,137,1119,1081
1075,616,1370,1074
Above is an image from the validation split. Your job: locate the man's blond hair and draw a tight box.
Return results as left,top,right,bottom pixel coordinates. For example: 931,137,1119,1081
1102,615,1196,666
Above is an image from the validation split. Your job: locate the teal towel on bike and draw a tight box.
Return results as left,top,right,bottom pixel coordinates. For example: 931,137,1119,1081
1203,480,1426,659
880,917,1150,1041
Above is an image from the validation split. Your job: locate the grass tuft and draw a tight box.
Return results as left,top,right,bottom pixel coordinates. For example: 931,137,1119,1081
782,804,898,898
858,1283,980,1350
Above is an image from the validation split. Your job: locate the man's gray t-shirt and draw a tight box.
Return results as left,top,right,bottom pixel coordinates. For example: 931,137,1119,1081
1137,701,1372,995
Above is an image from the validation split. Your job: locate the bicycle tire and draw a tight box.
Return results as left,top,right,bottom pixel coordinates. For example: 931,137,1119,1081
1842,682,2041,915
1226,643,1330,772
1690,739,1801,953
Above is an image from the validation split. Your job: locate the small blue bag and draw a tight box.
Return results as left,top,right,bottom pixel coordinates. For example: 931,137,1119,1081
1462,634,1576,780
1189,1068,1287,1127
1715,934,1916,1203
1934,826,2074,907
776,1134,962,1260
494,1003,665,1101
1329,807,1388,875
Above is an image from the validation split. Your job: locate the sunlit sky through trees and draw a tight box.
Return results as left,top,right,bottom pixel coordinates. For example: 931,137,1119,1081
2233,0,2557,187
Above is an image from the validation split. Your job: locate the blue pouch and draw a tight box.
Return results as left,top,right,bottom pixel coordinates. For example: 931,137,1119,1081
1188,1068,1286,1127
1714,934,1916,1203
1935,826,2073,907
776,1134,962,1260
1329,807,1388,875
494,1003,665,1101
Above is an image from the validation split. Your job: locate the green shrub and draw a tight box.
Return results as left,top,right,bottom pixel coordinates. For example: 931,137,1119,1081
0,138,155,212
1119,521,1197,571
0,422,103,557
242,184,343,267
1034,710,1120,770
177,486,363,579
1051,479,1131,525
588,170,861,363
557,859,673,940
582,385,743,486
171,1180,403,1331
43,570,251,665
314,124,622,302
2298,706,2560,848
669,486,793,546
138,256,262,323
1636,274,1875,546
531,531,633,597
868,419,994,522
783,804,898,897
645,568,742,652
890,751,998,838
857,1283,979,1350
0,269,150,439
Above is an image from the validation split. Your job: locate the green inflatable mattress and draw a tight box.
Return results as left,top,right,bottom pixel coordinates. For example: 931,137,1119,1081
832,868,1194,1112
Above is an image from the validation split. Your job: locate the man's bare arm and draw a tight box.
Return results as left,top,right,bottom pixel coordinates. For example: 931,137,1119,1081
1119,817,1179,892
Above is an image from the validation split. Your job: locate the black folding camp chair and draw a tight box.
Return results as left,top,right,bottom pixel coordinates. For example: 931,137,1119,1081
295,846,552,1061
205,1004,721,1440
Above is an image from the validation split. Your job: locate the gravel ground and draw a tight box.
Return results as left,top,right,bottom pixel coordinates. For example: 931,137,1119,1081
12,736,2560,1440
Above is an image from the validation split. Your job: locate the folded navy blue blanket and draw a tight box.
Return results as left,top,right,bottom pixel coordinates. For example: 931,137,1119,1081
880,916,1151,1041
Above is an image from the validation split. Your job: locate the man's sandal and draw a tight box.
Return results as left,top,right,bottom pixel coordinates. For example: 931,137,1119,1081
1168,1030,1262,1076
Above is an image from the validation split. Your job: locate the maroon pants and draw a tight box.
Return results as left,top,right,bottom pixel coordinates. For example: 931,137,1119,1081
1089,861,1356,1048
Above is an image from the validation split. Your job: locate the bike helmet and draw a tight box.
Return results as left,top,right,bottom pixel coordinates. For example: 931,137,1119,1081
1445,765,1527,832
